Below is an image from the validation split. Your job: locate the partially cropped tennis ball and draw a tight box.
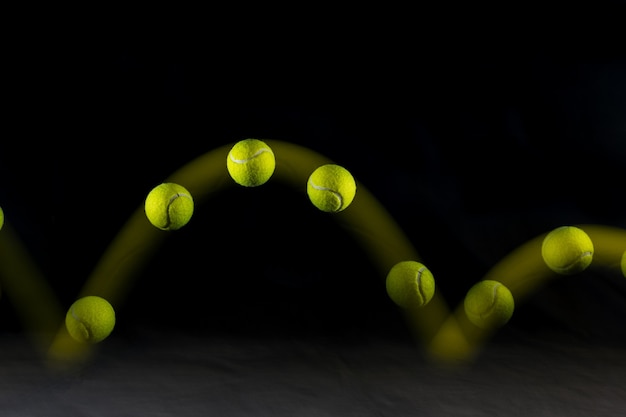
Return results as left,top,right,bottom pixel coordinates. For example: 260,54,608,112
227,138,276,187
621,250,626,278
145,182,194,231
65,296,116,344
307,164,356,213
464,280,515,329
386,261,435,308
541,226,594,275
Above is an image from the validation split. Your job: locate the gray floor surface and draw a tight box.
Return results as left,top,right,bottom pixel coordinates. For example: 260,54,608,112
1,330,625,417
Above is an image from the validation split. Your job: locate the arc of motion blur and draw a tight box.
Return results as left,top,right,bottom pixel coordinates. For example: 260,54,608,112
0,140,624,370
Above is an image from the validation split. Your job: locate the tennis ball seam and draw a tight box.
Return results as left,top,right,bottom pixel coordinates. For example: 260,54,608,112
415,266,429,304
69,305,92,341
165,192,192,229
480,283,502,319
552,251,593,274
308,179,345,210
229,147,273,164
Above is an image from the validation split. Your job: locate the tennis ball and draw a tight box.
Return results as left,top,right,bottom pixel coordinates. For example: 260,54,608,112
145,182,194,231
464,280,515,329
65,296,116,344
0,206,4,231
386,261,435,308
227,138,276,187
541,226,594,275
621,250,626,278
307,164,357,213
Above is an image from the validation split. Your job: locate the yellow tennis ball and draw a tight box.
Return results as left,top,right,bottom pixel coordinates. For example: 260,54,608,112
386,261,436,308
65,296,116,344
621,250,626,278
227,138,276,187
307,164,357,213
144,182,194,231
541,226,594,275
464,280,515,330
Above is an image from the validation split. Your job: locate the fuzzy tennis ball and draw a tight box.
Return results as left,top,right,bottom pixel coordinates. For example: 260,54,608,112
464,280,515,329
65,296,116,344
227,138,276,187
145,182,194,231
0,206,4,231
621,250,626,278
307,164,357,213
386,261,435,308
541,226,594,275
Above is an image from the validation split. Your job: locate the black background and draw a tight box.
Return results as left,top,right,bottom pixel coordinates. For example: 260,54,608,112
4,14,626,339
1,7,626,415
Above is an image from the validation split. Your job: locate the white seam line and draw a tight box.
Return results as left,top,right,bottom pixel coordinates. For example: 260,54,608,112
308,180,343,209
229,148,272,164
